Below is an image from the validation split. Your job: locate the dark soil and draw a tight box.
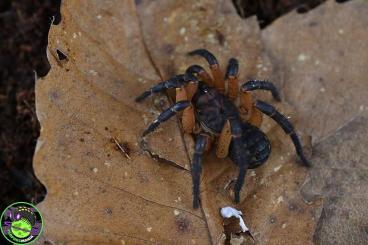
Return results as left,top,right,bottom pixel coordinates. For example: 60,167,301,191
0,0,61,211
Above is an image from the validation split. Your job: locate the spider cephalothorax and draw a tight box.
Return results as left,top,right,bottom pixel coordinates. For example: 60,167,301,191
136,49,310,208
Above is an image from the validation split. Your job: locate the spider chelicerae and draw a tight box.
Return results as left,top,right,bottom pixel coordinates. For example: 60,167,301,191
136,49,310,209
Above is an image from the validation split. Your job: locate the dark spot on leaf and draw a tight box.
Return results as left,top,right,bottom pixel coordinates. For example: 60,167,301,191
105,208,112,215
163,43,174,55
269,215,277,224
176,216,190,233
199,6,206,12
216,30,225,46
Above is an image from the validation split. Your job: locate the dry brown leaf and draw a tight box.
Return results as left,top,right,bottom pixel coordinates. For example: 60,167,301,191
34,0,367,244
262,1,368,244
35,1,207,244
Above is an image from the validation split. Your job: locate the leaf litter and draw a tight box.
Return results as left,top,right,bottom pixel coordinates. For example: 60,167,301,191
34,0,368,244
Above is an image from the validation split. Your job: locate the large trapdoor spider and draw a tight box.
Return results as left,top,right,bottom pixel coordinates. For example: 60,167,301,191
136,49,310,208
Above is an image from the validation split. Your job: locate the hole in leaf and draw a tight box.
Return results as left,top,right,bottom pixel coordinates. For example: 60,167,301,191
56,49,68,61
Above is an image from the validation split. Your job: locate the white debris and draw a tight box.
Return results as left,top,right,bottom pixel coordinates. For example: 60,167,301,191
273,165,282,172
179,27,186,35
220,206,249,232
277,196,284,204
338,29,344,34
92,167,98,173
146,227,152,232
96,14,102,19
89,69,98,76
297,54,308,62
173,210,180,216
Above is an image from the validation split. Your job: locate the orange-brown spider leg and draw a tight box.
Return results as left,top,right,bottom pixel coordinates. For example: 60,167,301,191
241,80,281,101
176,81,198,133
188,49,225,93
239,91,263,127
216,120,232,158
225,58,239,100
186,65,214,87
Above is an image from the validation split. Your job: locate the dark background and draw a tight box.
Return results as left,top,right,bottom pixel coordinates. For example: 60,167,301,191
0,0,350,244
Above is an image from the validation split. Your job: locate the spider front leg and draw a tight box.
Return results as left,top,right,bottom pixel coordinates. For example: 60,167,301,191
135,73,197,102
142,100,190,137
188,49,225,93
192,134,209,209
255,100,311,167
186,65,213,87
175,81,198,133
241,80,281,101
225,58,239,100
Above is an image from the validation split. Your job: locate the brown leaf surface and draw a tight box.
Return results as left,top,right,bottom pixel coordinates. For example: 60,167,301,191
34,0,367,244
262,0,368,244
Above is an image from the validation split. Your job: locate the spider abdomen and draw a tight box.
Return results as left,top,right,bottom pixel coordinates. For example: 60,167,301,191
229,123,271,169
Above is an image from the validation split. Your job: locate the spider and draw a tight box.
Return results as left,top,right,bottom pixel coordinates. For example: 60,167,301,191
136,49,310,209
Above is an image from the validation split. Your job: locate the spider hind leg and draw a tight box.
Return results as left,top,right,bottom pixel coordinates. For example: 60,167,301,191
192,134,208,209
255,100,311,167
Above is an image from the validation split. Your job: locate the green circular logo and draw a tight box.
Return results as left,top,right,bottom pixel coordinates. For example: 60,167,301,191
1,202,44,244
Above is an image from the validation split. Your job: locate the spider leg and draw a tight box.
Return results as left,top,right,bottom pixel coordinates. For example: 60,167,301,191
188,49,224,93
239,91,263,127
186,65,213,87
142,100,190,137
225,58,239,100
216,120,232,158
229,118,250,203
135,73,197,102
241,80,281,101
255,100,311,167
192,134,208,209
175,81,198,133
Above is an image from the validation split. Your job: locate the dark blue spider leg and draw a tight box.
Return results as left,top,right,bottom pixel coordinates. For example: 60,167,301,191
226,58,239,100
188,49,224,93
186,65,213,87
192,134,208,209
142,101,190,137
135,74,197,102
255,100,311,167
225,58,239,78
241,80,281,101
229,118,250,203
188,49,218,65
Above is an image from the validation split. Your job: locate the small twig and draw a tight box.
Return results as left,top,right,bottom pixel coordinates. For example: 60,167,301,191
112,137,131,159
